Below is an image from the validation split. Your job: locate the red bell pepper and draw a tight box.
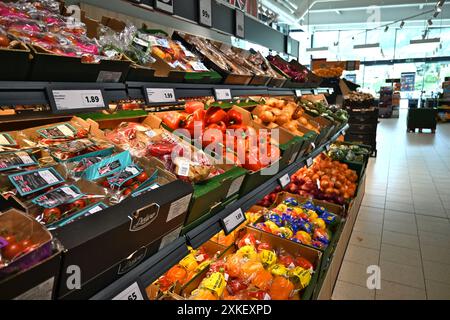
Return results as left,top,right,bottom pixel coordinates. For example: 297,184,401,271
181,108,205,136
205,107,228,125
185,100,205,114
227,109,243,125
162,113,183,131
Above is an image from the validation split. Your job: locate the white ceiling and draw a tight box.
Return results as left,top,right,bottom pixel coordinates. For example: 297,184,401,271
261,0,450,30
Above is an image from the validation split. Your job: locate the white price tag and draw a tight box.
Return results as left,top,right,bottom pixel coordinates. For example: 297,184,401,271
51,90,105,112
190,61,209,72
38,170,59,184
311,142,316,149
313,89,318,95
177,159,190,177
112,282,144,300
325,144,331,151
199,0,212,27
235,10,245,38
155,0,174,14
221,208,246,234
214,88,232,101
145,88,176,104
295,90,303,97
306,158,313,168
278,174,291,188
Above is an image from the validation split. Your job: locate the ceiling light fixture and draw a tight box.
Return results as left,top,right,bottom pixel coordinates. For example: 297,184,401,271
384,25,389,32
400,21,405,28
427,19,433,25
353,43,381,56
410,38,440,54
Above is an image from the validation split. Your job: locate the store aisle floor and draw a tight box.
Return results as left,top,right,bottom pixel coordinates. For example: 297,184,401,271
332,110,450,300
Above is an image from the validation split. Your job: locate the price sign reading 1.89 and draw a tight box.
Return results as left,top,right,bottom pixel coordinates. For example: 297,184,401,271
50,89,106,113
82,95,101,105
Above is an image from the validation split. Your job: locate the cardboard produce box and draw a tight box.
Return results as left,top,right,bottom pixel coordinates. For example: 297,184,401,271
233,103,314,167
173,31,253,85
146,240,234,300
178,227,322,300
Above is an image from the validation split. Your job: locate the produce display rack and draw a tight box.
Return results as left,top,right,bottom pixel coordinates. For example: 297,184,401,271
0,80,340,300
89,124,349,300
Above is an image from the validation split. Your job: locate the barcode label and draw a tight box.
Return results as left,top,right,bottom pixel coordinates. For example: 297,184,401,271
17,152,35,164
177,160,190,177
38,170,60,184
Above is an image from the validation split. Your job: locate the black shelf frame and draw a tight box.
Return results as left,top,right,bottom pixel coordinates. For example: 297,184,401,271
0,81,128,107
89,123,348,300
0,81,334,110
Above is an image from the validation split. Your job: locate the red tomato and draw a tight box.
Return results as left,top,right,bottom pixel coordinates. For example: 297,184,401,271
2,243,23,260
69,199,86,210
131,183,140,190
101,180,110,188
122,188,132,197
122,179,135,187
18,239,36,254
136,172,149,183
3,235,16,245
43,207,61,223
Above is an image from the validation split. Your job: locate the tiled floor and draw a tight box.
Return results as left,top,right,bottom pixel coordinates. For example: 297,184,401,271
332,109,450,300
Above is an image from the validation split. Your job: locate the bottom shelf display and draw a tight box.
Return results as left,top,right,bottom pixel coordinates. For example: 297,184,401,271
147,227,320,300
141,147,369,300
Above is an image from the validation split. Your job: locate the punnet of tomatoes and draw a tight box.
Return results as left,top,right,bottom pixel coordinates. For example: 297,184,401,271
161,100,281,172
0,210,52,274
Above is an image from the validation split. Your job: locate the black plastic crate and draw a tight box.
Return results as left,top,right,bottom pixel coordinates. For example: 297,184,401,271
348,123,377,134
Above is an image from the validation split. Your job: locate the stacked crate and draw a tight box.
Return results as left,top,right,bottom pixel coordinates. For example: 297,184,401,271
343,99,378,157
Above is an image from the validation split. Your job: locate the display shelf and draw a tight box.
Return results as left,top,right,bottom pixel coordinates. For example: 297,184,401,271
0,81,128,107
88,123,349,300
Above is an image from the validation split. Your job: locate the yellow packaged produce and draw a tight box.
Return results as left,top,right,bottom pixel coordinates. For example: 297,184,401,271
269,263,289,277
179,253,199,272
236,245,258,259
200,272,227,298
259,249,277,267
289,266,312,290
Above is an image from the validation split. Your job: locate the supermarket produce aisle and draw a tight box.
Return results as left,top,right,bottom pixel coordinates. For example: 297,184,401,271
332,109,450,300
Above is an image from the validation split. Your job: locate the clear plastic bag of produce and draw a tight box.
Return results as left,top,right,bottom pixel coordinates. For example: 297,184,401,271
98,23,156,65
